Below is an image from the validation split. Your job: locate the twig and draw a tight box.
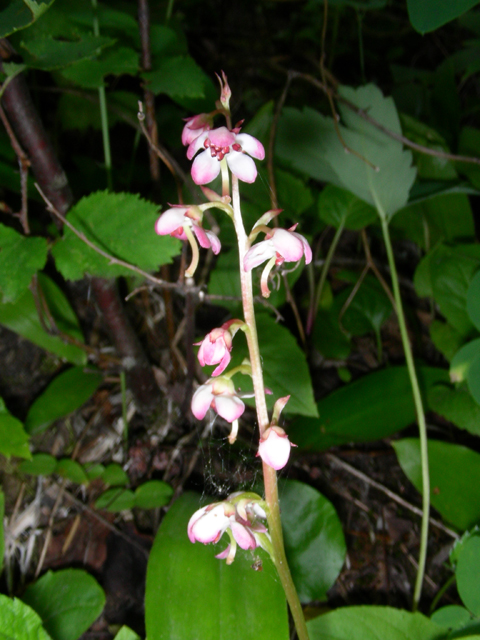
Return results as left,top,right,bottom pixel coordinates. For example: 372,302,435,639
325,453,459,540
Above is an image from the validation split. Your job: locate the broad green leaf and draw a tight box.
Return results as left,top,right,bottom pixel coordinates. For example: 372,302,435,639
231,313,318,417
313,308,351,360
407,180,480,206
431,605,472,630
456,536,480,616
318,185,377,231
407,0,480,34
280,480,346,603
20,34,114,70
0,272,87,365
450,339,480,403
467,271,480,332
101,463,128,487
25,367,103,435
134,480,173,510
0,224,48,304
393,438,480,530
52,191,180,280
277,85,416,221
22,569,105,640
113,627,140,640
144,56,206,99
145,492,289,640
55,459,89,485
307,605,445,640
95,488,135,512
399,113,457,180
19,453,57,476
0,489,4,575
430,321,466,362
337,274,392,340
84,463,105,481
0,0,55,38
0,595,53,640
0,398,31,459
393,194,475,251
428,383,480,436
289,367,448,450
60,47,139,89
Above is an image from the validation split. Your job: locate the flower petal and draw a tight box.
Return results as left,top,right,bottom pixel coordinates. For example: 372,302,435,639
209,126,236,148
292,231,312,264
212,350,231,377
235,133,265,160
258,427,292,471
230,521,257,550
191,383,214,419
187,506,208,542
204,229,222,255
191,151,221,185
271,228,305,262
214,394,245,422
155,207,188,235
226,152,258,183
243,239,276,271
190,504,230,543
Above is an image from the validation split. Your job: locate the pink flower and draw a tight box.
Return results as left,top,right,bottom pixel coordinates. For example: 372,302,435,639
257,426,294,471
191,377,245,423
195,319,243,376
155,205,221,254
188,503,233,544
188,126,265,185
181,113,212,147
244,225,312,271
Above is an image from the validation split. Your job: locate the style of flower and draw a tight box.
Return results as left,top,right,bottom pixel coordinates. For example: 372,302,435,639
181,113,212,147
195,319,243,376
257,426,294,471
187,126,265,185
191,376,245,423
244,225,312,297
188,493,271,565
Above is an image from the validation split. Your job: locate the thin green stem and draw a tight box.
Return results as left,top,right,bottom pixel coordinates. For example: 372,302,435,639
306,221,344,335
381,217,429,611
429,573,456,615
91,0,113,190
231,175,309,640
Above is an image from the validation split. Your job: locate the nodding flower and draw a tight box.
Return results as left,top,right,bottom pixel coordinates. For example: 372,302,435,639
195,319,244,376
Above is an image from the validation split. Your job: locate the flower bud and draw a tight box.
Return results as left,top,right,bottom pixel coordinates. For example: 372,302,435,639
257,426,294,471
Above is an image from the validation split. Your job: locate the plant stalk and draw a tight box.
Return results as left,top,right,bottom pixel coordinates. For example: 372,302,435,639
381,217,429,610
231,175,309,640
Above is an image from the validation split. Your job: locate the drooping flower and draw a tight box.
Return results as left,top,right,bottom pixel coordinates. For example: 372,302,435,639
257,426,294,471
195,319,244,376
191,376,245,423
187,126,265,185
181,113,213,147
244,225,312,297
155,205,221,254
188,493,271,565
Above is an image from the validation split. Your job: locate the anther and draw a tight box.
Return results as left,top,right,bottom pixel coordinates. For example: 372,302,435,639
204,138,211,148
232,143,242,152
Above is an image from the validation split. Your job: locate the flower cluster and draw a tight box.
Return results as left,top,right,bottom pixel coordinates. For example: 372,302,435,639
188,492,271,565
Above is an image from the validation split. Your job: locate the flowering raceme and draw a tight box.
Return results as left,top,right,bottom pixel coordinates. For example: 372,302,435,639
187,126,265,185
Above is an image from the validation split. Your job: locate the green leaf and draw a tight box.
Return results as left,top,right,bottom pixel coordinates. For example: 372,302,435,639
0,489,5,575
55,459,89,485
277,85,416,221
232,314,318,417
450,338,480,403
52,191,180,281
101,463,128,487
60,46,139,89
134,480,173,510
407,0,480,34
318,185,377,231
0,0,55,38
307,605,445,640
431,605,472,630
289,367,448,450
22,569,105,640
393,438,480,530
467,271,480,332
25,367,103,435
0,224,48,304
144,56,206,99
20,34,115,70
430,320,466,362
0,398,31,459
339,274,392,339
280,480,346,603
145,492,289,640
428,383,480,436
0,595,53,640
456,536,480,615
95,488,135,512
19,453,57,476
0,272,87,365
113,627,141,640
313,308,352,359
84,463,105,481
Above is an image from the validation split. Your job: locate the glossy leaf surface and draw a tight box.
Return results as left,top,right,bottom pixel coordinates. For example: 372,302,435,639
0,398,30,459
0,224,47,303
0,595,53,640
